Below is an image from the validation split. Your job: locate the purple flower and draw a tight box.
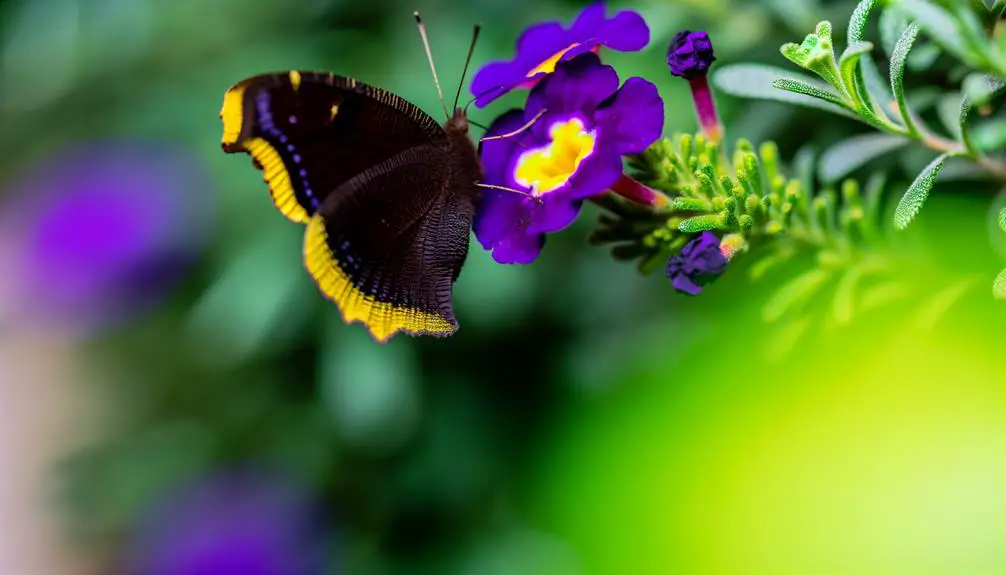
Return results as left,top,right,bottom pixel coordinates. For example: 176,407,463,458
667,232,728,295
667,30,716,79
1,141,210,331
474,53,664,264
470,2,650,108
126,470,332,575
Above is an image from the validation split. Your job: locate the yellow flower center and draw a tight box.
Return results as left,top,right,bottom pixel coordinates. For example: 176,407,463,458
526,43,581,78
513,118,596,195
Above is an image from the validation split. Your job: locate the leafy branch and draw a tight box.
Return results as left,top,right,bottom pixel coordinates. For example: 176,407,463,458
709,0,1006,297
713,0,1006,214
589,132,978,356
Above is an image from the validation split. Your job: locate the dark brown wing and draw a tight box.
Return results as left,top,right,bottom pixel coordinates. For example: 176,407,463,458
219,71,447,223
303,145,477,342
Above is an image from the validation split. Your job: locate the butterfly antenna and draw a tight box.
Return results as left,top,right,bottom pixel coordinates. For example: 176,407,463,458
480,108,547,142
464,83,506,113
453,23,482,112
476,183,542,204
414,11,450,121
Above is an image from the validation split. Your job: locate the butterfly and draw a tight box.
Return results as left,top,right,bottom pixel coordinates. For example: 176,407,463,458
218,16,515,343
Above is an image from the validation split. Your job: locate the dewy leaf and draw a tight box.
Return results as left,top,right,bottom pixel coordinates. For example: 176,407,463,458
890,23,921,135
994,268,1006,300
819,133,909,183
894,153,949,230
772,78,850,109
762,268,831,322
713,64,856,118
860,52,894,121
845,0,892,120
847,0,876,45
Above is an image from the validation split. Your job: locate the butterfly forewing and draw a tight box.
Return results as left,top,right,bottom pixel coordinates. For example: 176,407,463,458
220,71,447,223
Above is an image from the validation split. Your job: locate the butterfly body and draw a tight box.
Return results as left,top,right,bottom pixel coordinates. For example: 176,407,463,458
220,71,482,342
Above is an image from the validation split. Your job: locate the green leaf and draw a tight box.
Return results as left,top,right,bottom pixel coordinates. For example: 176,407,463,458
819,133,909,183
771,78,849,107
678,214,725,233
838,42,876,112
847,0,876,45
890,23,921,135
859,52,895,121
762,268,831,322
994,268,1006,300
998,206,1006,233
772,78,852,110
712,64,855,118
894,153,949,230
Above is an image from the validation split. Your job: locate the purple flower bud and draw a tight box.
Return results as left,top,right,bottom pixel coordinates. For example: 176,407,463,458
667,30,716,79
667,232,728,295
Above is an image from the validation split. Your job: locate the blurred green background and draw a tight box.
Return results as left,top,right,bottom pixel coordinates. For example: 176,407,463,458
0,0,1004,574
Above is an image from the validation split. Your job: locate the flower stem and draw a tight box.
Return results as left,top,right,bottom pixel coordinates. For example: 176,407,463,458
688,75,724,145
610,173,671,208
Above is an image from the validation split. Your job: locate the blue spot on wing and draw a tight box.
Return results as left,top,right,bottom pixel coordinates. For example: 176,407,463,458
254,90,320,211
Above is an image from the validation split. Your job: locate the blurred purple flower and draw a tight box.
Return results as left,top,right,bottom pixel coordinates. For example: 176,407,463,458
1,140,211,330
127,470,332,575
474,53,663,264
470,2,649,107
667,232,728,295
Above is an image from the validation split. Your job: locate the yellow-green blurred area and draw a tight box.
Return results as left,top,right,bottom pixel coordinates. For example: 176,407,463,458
0,0,1005,574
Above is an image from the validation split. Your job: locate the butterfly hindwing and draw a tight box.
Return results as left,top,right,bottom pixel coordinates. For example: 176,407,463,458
220,71,447,223
303,145,476,342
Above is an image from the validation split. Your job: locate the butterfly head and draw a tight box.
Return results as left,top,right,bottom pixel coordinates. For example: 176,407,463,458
446,108,471,136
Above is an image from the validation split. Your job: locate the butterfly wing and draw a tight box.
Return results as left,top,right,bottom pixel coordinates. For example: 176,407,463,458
219,71,447,223
304,145,476,342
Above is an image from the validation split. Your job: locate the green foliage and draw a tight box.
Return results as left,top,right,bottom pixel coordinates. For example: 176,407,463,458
715,0,1006,298
894,153,948,229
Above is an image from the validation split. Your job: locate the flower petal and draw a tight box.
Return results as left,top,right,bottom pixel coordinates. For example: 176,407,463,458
479,108,530,186
596,77,665,154
471,22,572,107
569,2,606,37
671,272,704,295
525,53,619,131
598,10,650,51
474,188,529,249
527,196,583,235
489,231,546,264
565,145,624,200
